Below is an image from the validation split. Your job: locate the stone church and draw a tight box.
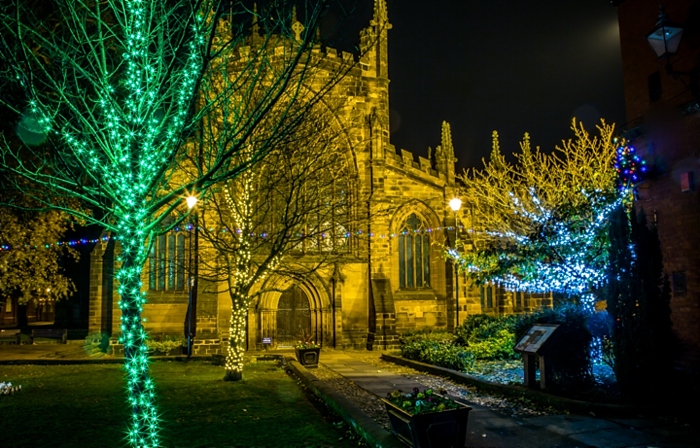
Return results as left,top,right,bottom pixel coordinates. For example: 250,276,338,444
87,0,548,353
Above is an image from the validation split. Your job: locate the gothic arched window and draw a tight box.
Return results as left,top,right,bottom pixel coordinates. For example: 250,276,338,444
148,232,187,291
398,213,430,288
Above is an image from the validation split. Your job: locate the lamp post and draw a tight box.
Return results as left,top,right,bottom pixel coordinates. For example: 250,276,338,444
645,6,684,72
186,195,199,358
449,197,462,329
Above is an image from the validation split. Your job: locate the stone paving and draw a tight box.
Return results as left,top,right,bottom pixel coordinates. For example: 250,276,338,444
317,350,699,448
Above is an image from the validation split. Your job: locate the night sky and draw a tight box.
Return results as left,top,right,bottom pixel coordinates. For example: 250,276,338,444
375,0,626,172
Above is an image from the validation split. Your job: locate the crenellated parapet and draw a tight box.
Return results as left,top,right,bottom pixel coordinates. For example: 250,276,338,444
378,121,457,184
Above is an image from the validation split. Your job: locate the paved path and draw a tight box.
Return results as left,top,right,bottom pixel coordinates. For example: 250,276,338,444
320,351,698,448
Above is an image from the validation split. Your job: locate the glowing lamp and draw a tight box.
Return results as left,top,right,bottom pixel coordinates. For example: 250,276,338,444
186,195,198,209
646,7,683,58
449,197,462,212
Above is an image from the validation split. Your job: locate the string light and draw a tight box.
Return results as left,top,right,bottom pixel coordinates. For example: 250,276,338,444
614,138,647,192
2,225,472,252
451,188,622,306
14,1,213,445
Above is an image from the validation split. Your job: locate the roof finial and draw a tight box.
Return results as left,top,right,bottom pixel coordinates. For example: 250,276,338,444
251,3,259,37
372,0,388,24
441,121,454,157
291,6,305,42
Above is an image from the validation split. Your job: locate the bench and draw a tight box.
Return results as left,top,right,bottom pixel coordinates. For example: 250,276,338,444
0,329,21,344
30,328,67,344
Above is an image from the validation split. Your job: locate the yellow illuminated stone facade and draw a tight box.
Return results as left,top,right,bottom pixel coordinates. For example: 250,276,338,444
88,0,550,352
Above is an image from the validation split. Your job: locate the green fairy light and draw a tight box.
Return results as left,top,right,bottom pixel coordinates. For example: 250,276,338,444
3,0,342,443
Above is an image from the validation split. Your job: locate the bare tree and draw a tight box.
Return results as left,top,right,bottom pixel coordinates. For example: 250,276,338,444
197,97,355,380
0,1,356,446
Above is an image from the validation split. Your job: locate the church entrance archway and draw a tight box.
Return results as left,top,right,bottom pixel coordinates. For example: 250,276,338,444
276,286,311,347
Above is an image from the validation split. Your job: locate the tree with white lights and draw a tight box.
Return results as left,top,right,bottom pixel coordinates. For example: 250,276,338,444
0,1,353,446
451,120,619,304
198,100,354,381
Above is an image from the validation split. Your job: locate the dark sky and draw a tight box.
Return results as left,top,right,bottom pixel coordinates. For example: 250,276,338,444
379,0,626,172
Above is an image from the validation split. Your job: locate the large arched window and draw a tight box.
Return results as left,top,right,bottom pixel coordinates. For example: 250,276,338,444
398,213,430,288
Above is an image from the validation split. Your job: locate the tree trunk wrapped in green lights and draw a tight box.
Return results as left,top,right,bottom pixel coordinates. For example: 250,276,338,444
118,236,159,446
1,1,353,445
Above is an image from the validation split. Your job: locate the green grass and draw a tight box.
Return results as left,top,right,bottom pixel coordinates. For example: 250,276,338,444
0,360,365,448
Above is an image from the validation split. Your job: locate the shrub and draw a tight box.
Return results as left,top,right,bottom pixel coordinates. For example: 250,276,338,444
514,303,594,392
455,314,518,361
454,314,498,345
400,336,474,372
400,329,455,345
146,335,185,355
85,332,110,353
464,328,516,360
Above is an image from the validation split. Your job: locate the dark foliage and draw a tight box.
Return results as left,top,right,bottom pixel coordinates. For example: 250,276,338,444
605,205,674,403
513,304,594,392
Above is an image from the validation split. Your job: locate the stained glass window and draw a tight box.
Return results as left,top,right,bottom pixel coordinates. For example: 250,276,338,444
398,214,430,288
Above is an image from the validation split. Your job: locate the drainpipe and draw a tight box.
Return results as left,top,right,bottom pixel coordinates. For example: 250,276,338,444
366,109,377,350
331,272,337,348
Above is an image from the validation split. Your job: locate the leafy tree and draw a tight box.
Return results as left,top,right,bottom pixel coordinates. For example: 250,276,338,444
450,119,619,303
0,204,77,325
197,98,355,381
0,1,354,446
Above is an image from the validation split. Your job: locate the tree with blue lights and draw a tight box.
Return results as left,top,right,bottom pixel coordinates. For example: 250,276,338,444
605,143,672,402
0,1,350,446
450,119,619,306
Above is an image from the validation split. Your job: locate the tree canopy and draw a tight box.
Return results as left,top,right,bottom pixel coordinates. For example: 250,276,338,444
0,205,76,307
451,119,619,301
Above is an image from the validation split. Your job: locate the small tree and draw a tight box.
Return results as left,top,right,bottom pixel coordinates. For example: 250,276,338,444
0,202,76,326
198,99,355,381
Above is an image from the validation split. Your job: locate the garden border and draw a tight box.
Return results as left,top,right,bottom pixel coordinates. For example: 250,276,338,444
285,356,404,448
381,353,654,418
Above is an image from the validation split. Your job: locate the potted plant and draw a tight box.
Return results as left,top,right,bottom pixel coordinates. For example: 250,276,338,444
294,330,320,368
381,388,472,448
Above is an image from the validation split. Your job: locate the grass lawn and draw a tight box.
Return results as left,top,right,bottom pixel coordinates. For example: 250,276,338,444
0,359,365,448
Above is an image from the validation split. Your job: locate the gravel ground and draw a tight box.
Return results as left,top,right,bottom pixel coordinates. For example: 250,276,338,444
313,353,563,431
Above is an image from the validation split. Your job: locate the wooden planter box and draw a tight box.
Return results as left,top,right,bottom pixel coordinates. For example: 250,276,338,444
381,398,472,448
295,347,320,368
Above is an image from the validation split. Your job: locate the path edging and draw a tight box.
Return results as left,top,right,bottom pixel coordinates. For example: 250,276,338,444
285,356,404,448
381,353,652,418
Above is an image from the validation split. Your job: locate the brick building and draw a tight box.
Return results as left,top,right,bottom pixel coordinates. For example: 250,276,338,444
615,0,700,372
87,0,549,354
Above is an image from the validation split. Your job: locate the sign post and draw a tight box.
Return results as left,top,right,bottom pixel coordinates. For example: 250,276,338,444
262,337,272,351
514,324,559,390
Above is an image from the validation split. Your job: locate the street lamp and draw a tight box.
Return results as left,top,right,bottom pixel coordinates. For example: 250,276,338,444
645,6,684,72
186,195,199,358
449,197,462,328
